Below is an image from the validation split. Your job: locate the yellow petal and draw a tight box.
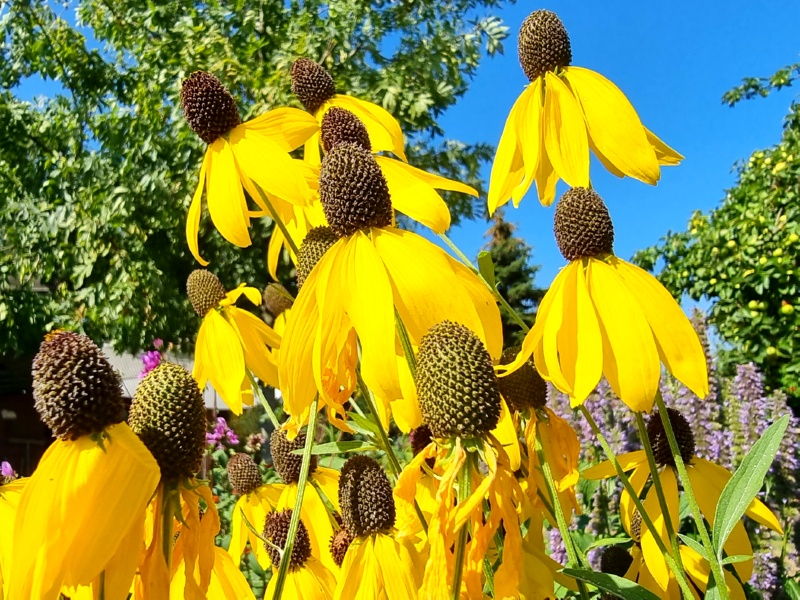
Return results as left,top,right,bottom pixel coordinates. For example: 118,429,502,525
564,67,660,184
581,451,647,480
186,149,211,265
222,284,263,309
335,538,373,600
532,127,559,207
330,95,407,161
243,107,319,151
542,72,589,188
206,139,251,248
205,547,257,600
679,546,746,600
491,398,521,470
620,463,651,536
488,90,527,214
375,534,420,600
516,79,543,198
645,128,684,166
229,125,310,206
640,468,679,591
376,156,452,233
541,264,573,395
199,309,246,413
588,258,660,412
226,308,280,389
612,258,709,398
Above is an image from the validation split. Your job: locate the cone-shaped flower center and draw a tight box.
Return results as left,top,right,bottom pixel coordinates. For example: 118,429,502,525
415,320,501,439
409,424,434,457
646,407,696,468
227,453,262,495
262,283,293,318
264,509,311,570
128,362,207,480
319,144,393,238
187,269,227,317
517,10,572,81
270,429,317,484
180,71,241,144
599,545,634,578
320,107,371,153
291,58,336,113
296,226,338,288
339,455,396,537
329,527,354,567
553,187,615,261
497,347,548,412
32,331,125,440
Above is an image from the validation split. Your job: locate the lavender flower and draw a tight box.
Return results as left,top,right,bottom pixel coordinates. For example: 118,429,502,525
1,461,15,478
206,417,240,450
548,527,568,565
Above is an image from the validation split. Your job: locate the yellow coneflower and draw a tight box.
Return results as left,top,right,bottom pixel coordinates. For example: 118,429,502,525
318,107,477,234
291,58,407,164
502,187,708,412
335,456,423,599
9,332,160,600
225,453,282,570
127,362,219,599
180,71,318,264
187,269,281,414
262,509,337,599
584,408,782,592
170,547,256,600
279,142,501,435
265,192,327,280
488,9,682,212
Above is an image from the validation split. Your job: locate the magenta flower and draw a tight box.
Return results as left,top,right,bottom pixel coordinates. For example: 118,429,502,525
1,461,15,478
206,417,240,450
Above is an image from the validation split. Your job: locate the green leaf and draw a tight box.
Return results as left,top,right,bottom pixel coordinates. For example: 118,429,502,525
712,415,789,557
786,579,800,600
583,537,632,552
477,250,496,288
720,555,752,565
678,534,709,561
346,412,379,438
290,441,377,456
561,569,662,600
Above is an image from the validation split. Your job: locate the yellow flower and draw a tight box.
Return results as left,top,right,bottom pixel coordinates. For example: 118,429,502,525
583,408,782,592
291,58,407,164
180,71,319,265
170,547,256,600
187,270,281,414
0,476,24,599
9,333,160,600
502,188,707,412
488,10,682,212
262,510,338,600
335,456,423,599
279,145,500,434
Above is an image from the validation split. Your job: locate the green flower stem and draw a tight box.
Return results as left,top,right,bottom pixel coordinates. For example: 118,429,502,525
580,406,696,600
534,428,590,600
635,413,686,569
355,371,428,534
253,182,300,256
654,392,730,600
98,571,105,600
161,481,179,571
437,232,530,333
451,451,473,600
272,394,319,599
247,370,280,428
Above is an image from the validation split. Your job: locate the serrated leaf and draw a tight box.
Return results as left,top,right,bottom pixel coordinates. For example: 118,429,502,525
678,534,709,561
477,250,496,289
712,415,789,558
561,569,662,600
290,440,377,456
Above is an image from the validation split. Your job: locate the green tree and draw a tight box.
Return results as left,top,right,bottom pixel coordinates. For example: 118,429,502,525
635,64,800,401
0,0,513,356
484,210,544,346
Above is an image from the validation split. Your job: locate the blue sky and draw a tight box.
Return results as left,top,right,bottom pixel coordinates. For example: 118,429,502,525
437,1,800,287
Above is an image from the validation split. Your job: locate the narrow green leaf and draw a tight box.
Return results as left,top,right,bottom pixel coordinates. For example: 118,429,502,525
290,440,377,456
712,415,789,557
347,412,379,438
705,575,722,600
720,555,752,565
678,534,709,561
477,250,496,288
561,568,662,600
583,537,632,552
786,579,800,600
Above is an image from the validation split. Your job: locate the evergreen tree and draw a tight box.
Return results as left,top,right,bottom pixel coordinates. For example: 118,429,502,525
484,210,544,347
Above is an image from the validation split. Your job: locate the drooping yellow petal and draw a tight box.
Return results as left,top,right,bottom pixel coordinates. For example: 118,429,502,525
542,72,590,189
376,156,452,233
243,107,319,151
488,90,526,214
679,546,746,600
197,309,246,413
645,128,684,166
588,258,661,412
390,353,423,432
581,451,647,480
571,259,603,403
375,533,420,600
226,307,280,389
640,468,679,591
187,149,211,265
541,263,573,395
532,125,559,207
201,547,257,600
229,126,310,206
335,538,374,600
221,284,263,310
206,139,251,248
516,79,543,199
564,66,660,184
328,95,407,161
620,463,651,536
613,258,709,398
491,398,521,470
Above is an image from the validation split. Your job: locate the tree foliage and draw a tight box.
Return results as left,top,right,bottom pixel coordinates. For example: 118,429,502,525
484,210,544,346
0,0,513,356
635,66,800,401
